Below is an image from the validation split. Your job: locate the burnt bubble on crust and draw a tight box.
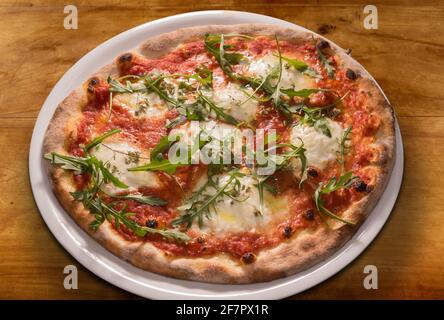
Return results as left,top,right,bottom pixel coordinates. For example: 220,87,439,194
118,53,133,63
304,209,315,221
241,252,256,264
307,168,318,178
283,226,293,238
346,68,358,80
354,180,369,193
316,39,330,50
87,76,100,93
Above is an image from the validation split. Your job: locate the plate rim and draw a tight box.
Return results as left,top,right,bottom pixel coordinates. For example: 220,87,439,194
29,10,404,300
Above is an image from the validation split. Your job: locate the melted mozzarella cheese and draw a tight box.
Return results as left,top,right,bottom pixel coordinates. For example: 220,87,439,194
190,173,288,234
113,92,168,119
247,53,315,90
210,83,258,122
290,119,344,170
91,142,161,193
169,121,249,165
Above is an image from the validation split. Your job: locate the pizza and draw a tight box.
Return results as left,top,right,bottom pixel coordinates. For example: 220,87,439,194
43,24,395,283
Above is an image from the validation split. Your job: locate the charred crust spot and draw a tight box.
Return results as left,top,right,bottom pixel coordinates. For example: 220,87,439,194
197,236,205,244
283,226,293,238
118,53,132,63
146,219,158,229
317,24,336,35
304,209,315,221
307,168,318,178
316,39,330,50
354,180,368,193
89,77,99,86
241,252,256,264
346,68,357,80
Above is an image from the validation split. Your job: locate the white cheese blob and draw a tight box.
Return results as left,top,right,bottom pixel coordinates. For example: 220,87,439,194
210,83,258,123
290,119,344,170
91,142,161,193
189,172,288,234
168,120,252,166
247,53,315,90
113,91,168,119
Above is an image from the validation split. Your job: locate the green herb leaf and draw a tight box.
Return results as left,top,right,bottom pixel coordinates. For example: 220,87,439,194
198,93,238,125
111,194,167,206
84,128,121,152
172,170,246,229
276,55,322,79
337,126,352,174
280,88,325,98
43,152,89,172
315,42,335,79
150,136,171,161
313,172,358,225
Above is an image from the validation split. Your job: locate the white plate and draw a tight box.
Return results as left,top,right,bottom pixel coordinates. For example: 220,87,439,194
29,10,404,299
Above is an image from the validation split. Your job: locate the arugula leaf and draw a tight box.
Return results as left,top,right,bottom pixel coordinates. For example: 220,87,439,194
166,115,187,129
198,93,238,125
276,55,321,79
84,128,121,152
314,172,358,225
204,33,244,79
99,162,128,189
280,88,325,98
300,106,332,137
128,158,183,175
316,43,335,79
89,198,189,241
337,126,352,174
189,67,213,87
144,76,178,106
150,136,171,161
44,152,89,172
107,77,137,94
172,170,246,229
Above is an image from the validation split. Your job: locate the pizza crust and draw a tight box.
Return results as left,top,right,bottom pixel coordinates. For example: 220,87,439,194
43,24,395,284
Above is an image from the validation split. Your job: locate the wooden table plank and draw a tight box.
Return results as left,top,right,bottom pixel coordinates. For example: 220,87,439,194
0,1,443,299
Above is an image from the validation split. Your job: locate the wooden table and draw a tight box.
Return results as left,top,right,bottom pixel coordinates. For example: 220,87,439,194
1,0,443,299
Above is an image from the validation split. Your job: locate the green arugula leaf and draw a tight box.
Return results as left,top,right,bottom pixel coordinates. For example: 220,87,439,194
280,88,325,98
172,170,246,229
84,128,121,152
275,55,322,79
315,42,335,79
110,194,167,206
337,126,352,174
43,152,89,172
150,136,171,161
300,106,332,137
198,93,238,125
313,172,358,225
204,33,244,79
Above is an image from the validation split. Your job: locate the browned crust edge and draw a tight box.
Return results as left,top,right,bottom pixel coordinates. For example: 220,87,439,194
43,24,396,284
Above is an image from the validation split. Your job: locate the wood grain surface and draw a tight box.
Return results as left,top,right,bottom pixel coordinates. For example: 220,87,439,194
0,0,443,299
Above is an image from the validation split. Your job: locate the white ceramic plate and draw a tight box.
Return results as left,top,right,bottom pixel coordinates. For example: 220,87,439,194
29,10,404,299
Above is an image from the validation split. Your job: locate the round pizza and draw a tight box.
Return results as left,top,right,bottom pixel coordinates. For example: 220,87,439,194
43,24,395,283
